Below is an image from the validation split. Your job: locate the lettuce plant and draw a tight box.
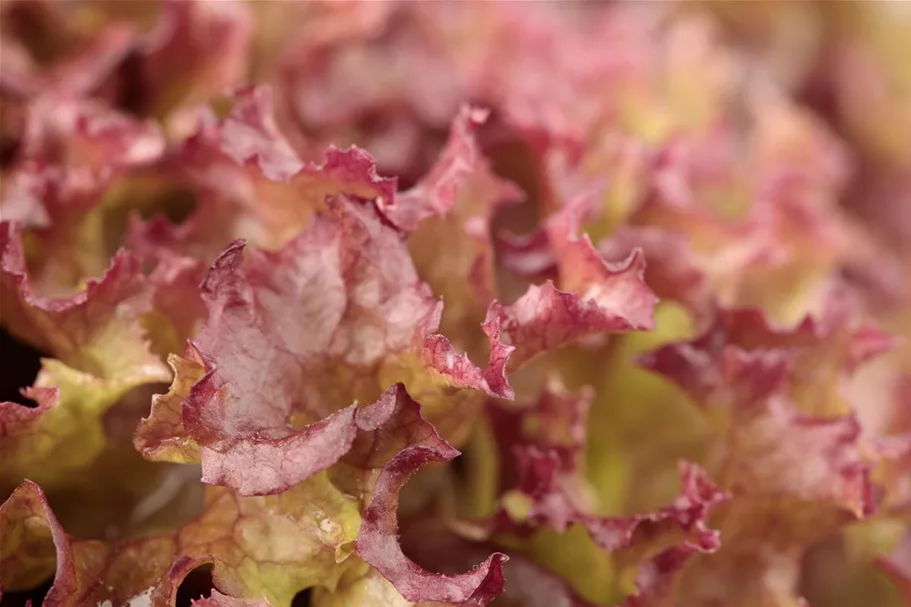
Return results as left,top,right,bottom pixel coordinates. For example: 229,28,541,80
1,2,909,607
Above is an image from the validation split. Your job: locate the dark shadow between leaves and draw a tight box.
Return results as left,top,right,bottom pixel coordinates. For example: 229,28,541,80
290,588,312,607
0,328,45,406
0,576,53,607
175,564,214,607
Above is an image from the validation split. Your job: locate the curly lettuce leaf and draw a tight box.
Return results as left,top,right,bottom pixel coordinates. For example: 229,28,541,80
133,349,206,464
460,375,728,605
136,0,252,123
484,245,656,381
131,86,398,264
1,95,167,294
641,298,894,417
332,517,594,607
0,360,156,491
0,474,359,607
0,1,134,100
355,434,507,605
0,480,74,596
5,383,504,607
138,193,503,493
485,450,728,605
0,222,167,382
638,310,885,606
394,105,522,360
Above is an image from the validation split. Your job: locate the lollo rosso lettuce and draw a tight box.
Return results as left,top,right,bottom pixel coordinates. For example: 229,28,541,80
1,2,910,607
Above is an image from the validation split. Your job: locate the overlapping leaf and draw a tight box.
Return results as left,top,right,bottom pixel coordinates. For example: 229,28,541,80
638,303,890,606
1,3,909,607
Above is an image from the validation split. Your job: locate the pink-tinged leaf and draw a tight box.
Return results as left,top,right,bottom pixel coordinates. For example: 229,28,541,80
174,197,496,493
599,226,715,322
497,193,601,283
183,84,397,205
0,163,56,228
0,385,58,439
340,383,443,470
1,96,168,296
0,228,173,491
420,334,502,395
481,335,516,401
139,86,398,261
145,253,208,358
546,202,653,321
356,437,508,605
133,347,206,465
195,403,360,497
867,432,911,515
464,3,661,153
0,221,172,487
626,134,848,311
0,161,125,293
498,225,557,280
397,104,523,375
723,394,875,519
641,337,875,519
486,194,657,385
502,451,727,553
0,474,359,607
638,335,796,409
183,85,306,183
0,479,200,605
184,199,434,436
137,0,252,118
0,221,167,382
640,297,895,417
0,23,135,98
488,448,728,606
393,515,597,607
385,105,520,232
617,544,706,607
706,297,891,360
0,481,75,598
1,96,166,223
18,94,165,170
488,377,593,492
639,307,881,606
126,193,232,267
280,3,462,130
484,247,656,374
1,362,139,490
